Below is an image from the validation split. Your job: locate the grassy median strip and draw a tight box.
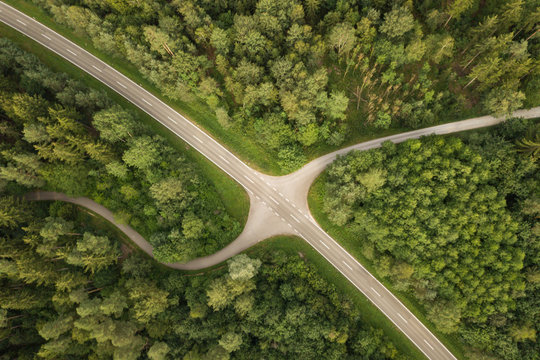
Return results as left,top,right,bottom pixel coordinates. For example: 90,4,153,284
308,173,467,359
0,23,249,225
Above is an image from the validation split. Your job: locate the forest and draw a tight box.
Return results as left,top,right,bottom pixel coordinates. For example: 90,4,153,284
318,118,539,359
0,197,407,359
0,38,241,263
26,0,540,171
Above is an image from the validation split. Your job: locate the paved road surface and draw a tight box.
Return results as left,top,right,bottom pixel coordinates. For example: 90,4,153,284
4,3,540,359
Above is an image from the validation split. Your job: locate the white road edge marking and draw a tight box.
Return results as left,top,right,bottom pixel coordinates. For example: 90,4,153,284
269,196,279,205
343,261,353,270
243,175,255,184
291,214,300,223
193,135,203,143
116,81,127,89
319,240,330,249
246,188,253,195
371,287,382,297
66,49,77,56
219,155,230,164
16,19,26,26
424,339,434,350
398,313,408,323
41,33,51,40
92,65,102,73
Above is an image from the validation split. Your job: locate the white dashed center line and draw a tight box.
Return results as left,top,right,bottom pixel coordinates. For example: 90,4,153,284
371,287,382,297
269,196,279,205
319,240,330,249
244,175,255,184
142,98,152,106
41,33,51,40
343,261,353,270
193,135,203,143
166,116,177,124
291,215,300,223
218,155,230,164
116,81,127,89
66,49,77,56
423,340,434,350
397,313,408,323
285,198,290,202
255,195,260,200
16,19,26,26
92,65,102,73
279,192,284,197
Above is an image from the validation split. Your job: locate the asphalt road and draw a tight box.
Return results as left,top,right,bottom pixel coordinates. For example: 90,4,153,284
4,3,539,359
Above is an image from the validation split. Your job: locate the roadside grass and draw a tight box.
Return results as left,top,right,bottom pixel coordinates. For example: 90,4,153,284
0,23,249,225
308,173,467,360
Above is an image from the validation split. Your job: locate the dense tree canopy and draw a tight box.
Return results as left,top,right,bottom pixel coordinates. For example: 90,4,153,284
0,197,405,359
320,119,539,359
30,0,540,170
0,38,240,263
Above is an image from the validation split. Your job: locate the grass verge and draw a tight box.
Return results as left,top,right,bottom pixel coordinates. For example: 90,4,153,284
308,173,467,359
0,23,249,225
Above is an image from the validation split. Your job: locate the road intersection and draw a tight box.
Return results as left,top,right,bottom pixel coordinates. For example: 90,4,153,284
3,2,540,359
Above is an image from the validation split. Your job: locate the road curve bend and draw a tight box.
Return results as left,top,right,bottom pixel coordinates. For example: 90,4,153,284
5,2,539,359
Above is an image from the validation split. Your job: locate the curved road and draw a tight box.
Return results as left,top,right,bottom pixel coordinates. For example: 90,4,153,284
3,3,539,359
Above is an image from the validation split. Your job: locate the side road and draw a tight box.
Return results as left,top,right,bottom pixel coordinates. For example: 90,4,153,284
24,191,282,271
5,2,539,359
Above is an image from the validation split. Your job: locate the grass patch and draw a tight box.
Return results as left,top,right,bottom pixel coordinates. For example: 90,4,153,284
0,23,249,225
308,173,467,359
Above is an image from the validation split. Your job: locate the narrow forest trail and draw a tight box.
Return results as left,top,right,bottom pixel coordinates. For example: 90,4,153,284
5,2,540,359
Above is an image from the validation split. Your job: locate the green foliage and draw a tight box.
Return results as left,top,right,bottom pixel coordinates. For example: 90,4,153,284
0,38,240,263
380,7,416,39
0,197,405,359
25,0,539,171
321,124,539,359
